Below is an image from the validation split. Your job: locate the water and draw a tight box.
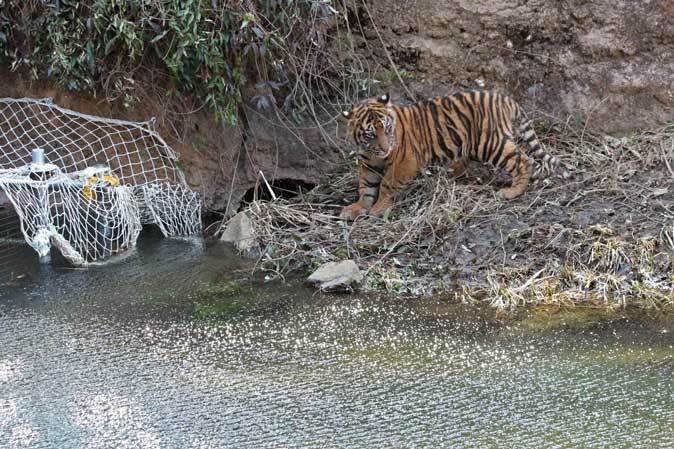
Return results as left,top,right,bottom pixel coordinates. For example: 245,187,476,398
1,229,673,448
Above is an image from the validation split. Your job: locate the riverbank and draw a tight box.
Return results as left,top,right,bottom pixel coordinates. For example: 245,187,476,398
235,121,674,310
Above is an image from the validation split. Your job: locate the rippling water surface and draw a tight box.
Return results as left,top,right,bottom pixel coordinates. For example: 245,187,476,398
1,229,673,448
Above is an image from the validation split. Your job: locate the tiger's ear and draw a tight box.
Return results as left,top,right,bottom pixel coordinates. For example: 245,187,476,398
377,93,390,104
342,110,352,119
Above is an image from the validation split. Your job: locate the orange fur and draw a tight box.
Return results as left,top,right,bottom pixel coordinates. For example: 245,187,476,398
340,90,556,219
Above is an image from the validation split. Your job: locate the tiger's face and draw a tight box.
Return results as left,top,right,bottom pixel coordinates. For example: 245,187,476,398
343,93,396,159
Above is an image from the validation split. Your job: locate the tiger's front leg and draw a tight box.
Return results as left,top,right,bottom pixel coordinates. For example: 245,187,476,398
339,157,384,220
369,157,420,218
369,175,402,217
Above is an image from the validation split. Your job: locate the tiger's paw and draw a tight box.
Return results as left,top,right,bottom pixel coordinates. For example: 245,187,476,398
369,201,393,218
448,161,467,178
496,186,526,200
339,204,368,221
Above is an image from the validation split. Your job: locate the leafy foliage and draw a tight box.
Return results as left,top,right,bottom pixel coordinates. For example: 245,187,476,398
0,0,340,124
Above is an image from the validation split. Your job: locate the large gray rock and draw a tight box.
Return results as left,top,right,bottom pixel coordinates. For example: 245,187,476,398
307,260,364,292
220,211,258,254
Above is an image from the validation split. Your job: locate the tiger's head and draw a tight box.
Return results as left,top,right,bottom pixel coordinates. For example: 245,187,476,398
342,93,397,159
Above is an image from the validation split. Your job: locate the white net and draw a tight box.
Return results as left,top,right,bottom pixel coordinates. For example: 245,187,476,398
0,97,201,265
0,205,24,285
142,183,202,237
0,164,141,264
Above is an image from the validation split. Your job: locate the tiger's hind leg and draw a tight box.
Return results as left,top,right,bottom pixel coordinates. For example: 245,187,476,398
494,140,532,199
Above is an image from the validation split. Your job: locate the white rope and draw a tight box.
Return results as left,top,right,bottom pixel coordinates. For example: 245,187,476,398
0,98,201,264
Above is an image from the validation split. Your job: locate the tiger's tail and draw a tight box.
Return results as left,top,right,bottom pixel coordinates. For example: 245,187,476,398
513,106,558,179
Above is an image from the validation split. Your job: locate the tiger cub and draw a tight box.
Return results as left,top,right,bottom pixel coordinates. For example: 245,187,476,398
340,90,557,220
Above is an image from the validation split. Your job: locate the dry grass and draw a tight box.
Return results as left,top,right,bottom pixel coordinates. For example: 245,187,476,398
232,122,674,310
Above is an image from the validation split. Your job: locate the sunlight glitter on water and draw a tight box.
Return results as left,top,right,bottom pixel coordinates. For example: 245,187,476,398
1,234,673,448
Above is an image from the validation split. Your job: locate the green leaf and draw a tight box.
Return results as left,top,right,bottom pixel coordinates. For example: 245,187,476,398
104,35,119,55
86,40,95,74
149,30,168,44
252,26,264,39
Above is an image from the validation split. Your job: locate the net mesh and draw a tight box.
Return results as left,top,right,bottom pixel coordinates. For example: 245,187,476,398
0,206,24,285
0,97,201,265
142,183,202,237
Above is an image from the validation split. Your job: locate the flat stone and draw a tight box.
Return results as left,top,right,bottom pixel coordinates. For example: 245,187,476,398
220,211,258,254
307,260,363,292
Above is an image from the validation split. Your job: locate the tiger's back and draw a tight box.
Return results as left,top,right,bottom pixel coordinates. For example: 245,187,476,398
340,90,557,219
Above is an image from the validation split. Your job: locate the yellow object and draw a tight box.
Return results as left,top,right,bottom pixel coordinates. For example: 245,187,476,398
81,185,95,201
81,174,120,201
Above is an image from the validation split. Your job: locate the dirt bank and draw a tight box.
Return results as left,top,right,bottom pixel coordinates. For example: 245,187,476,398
362,0,674,134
